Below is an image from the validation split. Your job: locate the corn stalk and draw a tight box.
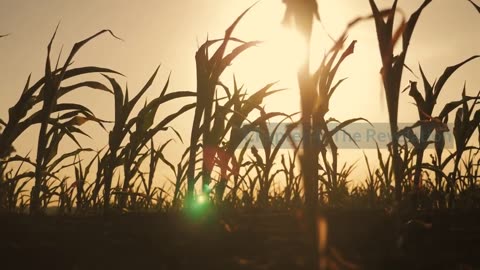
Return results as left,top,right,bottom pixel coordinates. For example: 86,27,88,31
101,69,195,211
29,28,121,214
186,5,262,206
368,0,431,202
401,56,478,207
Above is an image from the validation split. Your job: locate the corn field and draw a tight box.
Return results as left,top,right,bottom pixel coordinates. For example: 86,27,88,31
0,1,479,218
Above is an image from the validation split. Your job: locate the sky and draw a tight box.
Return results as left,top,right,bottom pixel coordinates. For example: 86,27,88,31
1,0,479,184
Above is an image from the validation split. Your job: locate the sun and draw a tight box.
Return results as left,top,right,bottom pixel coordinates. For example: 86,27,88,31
262,26,307,73
225,1,309,114
232,4,307,99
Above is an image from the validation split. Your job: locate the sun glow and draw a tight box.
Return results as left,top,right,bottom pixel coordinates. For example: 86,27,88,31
232,15,307,113
197,194,207,205
231,0,378,120
260,26,307,74
232,1,308,92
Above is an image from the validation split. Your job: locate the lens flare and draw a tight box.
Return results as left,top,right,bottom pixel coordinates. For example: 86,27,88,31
197,194,207,205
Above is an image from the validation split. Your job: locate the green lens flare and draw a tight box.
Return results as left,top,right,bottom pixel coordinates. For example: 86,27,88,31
197,194,207,205
186,194,211,218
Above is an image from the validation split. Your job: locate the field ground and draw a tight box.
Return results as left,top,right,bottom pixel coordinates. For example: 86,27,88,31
1,209,480,270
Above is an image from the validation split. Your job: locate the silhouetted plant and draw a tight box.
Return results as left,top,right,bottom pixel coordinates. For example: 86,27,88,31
27,28,121,214
100,68,195,211
399,56,479,207
0,155,34,212
368,0,432,203
186,5,286,209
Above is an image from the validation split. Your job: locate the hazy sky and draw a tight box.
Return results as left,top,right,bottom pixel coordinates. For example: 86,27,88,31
1,0,479,181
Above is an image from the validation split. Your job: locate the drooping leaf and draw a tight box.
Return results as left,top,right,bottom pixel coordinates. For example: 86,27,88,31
468,0,480,13
434,55,479,99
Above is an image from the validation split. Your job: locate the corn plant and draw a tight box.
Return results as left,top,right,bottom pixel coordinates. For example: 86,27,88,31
449,90,480,206
456,150,480,208
241,157,260,207
285,1,387,265
327,162,356,207
72,150,101,212
37,160,85,213
186,5,263,206
312,40,369,205
400,56,479,207
161,147,197,209
361,152,381,207
56,177,76,215
89,149,108,208
279,141,302,207
282,0,319,224
399,138,418,198
375,144,395,204
136,139,173,208
461,150,480,190
211,79,285,203
353,144,411,209
240,114,297,206
118,77,194,209
101,68,195,210
282,0,322,268
363,141,417,208
369,0,431,202
2,28,122,214
0,36,120,162
218,135,252,205
36,147,94,212
0,155,34,212
416,92,479,197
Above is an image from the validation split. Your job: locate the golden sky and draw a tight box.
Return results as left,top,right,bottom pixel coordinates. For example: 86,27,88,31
1,0,479,181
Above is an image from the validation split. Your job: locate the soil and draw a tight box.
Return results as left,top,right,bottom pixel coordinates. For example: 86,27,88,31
1,209,479,270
